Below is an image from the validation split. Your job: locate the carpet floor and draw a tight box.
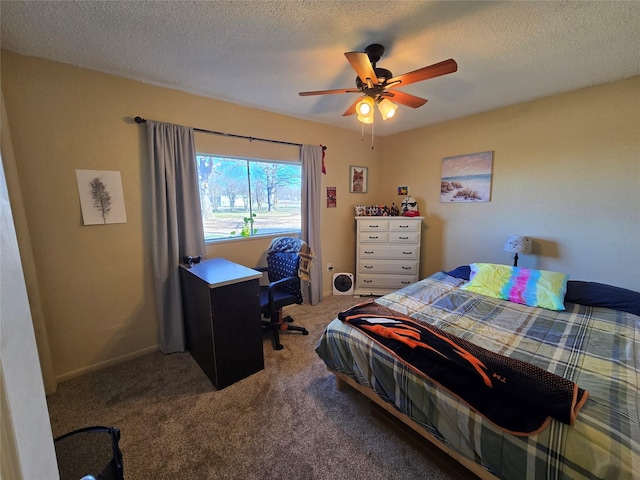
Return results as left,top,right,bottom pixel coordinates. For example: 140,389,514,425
47,295,478,479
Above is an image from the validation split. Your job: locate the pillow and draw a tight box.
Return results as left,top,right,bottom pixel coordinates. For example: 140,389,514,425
565,281,640,316
461,263,569,311
444,265,471,280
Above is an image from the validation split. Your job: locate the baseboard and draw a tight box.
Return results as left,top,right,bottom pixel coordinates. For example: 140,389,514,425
55,345,159,383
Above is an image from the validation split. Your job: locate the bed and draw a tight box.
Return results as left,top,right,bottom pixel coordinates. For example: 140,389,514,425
315,265,640,479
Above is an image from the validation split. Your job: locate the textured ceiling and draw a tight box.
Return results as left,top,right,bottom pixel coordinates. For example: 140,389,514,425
1,1,639,137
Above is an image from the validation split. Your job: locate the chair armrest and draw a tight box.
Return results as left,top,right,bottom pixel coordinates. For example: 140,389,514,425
269,276,298,287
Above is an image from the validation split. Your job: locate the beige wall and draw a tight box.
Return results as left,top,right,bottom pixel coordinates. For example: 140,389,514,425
1,93,58,477
379,76,640,290
2,50,638,382
1,52,379,381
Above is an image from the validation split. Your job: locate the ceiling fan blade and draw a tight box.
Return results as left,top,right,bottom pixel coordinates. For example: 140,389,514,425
345,51,378,84
299,88,360,96
387,59,457,87
385,90,428,108
342,97,362,116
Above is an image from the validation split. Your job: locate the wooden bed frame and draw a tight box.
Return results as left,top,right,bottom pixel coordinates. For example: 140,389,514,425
331,369,497,480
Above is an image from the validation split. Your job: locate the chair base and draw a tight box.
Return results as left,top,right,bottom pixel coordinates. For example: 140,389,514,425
262,316,309,350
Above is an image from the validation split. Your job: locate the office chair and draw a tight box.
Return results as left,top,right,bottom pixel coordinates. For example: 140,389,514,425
259,238,310,350
54,426,124,480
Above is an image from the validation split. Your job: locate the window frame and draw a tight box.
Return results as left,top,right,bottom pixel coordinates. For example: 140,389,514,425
196,154,302,244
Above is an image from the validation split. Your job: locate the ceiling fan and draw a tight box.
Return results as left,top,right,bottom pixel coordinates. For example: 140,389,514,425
299,44,457,122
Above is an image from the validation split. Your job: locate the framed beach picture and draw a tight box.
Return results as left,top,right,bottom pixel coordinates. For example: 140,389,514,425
349,166,368,193
441,151,493,203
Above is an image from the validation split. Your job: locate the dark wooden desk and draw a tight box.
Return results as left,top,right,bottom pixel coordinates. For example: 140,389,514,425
179,258,264,389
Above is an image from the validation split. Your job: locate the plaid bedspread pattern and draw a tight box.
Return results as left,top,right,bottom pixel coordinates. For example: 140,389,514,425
315,272,640,480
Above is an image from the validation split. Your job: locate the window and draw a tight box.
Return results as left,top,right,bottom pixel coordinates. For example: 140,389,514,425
196,155,302,241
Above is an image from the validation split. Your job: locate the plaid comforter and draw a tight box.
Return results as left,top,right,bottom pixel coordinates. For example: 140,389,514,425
315,272,640,479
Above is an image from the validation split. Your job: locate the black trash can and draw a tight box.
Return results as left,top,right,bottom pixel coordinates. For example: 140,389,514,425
54,426,124,480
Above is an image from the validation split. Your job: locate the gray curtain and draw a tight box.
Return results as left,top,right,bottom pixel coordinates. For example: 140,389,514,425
300,145,323,305
147,121,206,353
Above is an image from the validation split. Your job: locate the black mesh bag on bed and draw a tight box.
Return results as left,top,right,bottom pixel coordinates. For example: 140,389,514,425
54,426,124,480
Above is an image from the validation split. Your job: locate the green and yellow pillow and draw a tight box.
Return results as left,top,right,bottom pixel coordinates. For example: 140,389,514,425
461,263,569,311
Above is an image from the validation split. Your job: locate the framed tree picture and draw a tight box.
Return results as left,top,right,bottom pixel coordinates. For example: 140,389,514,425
349,165,368,193
76,169,127,225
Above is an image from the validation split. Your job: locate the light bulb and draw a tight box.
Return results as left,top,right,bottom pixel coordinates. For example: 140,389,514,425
356,96,374,116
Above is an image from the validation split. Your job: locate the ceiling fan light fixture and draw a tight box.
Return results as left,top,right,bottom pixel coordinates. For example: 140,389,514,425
356,96,374,116
356,96,374,123
377,98,398,120
357,115,373,125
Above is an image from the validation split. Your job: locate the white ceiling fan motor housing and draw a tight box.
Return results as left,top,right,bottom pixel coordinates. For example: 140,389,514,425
332,272,354,296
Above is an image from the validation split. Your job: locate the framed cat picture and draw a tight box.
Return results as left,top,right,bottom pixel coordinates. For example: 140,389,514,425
349,165,368,193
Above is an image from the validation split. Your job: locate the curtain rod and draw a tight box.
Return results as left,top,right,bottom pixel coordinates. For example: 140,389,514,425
134,116,326,151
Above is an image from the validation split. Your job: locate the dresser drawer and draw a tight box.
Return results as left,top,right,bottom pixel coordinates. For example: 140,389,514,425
358,260,418,275
358,245,419,260
389,232,419,243
389,220,420,232
359,232,389,243
357,274,418,290
358,219,388,232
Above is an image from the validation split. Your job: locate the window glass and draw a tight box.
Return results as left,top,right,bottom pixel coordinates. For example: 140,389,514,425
196,155,301,241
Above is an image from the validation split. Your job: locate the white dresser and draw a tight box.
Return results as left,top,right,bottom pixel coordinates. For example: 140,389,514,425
354,216,423,296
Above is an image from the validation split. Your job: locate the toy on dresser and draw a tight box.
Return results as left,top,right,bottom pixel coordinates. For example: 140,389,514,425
401,196,420,217
354,203,405,216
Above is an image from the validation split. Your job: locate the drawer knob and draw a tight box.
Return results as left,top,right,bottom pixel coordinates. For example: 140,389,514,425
363,279,373,283
403,251,412,255
399,225,409,228
369,236,378,239
399,236,409,240
401,281,411,284
364,250,374,254
401,266,411,270
364,265,373,269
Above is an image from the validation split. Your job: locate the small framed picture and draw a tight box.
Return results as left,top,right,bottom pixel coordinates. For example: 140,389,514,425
349,165,368,193
326,187,336,208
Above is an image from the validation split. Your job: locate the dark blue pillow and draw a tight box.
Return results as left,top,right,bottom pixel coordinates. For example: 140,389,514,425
445,265,471,281
564,281,640,316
